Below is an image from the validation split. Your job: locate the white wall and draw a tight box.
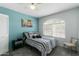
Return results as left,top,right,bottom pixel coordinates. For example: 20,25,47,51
39,7,79,46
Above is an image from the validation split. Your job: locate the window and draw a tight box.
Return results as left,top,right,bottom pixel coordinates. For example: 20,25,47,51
43,20,65,38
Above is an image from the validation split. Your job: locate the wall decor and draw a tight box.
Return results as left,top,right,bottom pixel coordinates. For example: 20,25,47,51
21,19,32,27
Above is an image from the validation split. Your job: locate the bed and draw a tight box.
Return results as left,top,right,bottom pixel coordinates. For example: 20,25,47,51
23,32,56,56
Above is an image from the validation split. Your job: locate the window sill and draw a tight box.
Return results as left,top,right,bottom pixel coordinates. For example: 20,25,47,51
43,35,65,39
54,37,65,39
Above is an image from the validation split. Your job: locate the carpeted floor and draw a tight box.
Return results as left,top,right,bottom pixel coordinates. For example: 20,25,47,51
1,45,79,56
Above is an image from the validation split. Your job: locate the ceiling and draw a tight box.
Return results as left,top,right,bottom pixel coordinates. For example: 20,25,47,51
0,3,79,17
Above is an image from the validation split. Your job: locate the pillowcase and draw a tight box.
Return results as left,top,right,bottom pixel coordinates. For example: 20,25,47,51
36,35,42,38
39,35,42,38
29,32,42,39
32,36,36,38
29,32,34,39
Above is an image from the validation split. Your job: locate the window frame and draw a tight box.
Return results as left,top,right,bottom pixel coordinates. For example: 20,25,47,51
43,20,65,38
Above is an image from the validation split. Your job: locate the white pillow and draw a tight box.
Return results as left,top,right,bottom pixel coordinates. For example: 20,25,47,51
29,32,34,39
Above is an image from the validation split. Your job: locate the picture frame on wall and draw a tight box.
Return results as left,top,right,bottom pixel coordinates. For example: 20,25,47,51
21,18,32,27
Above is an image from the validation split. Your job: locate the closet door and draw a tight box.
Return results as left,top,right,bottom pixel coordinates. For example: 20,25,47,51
0,14,9,55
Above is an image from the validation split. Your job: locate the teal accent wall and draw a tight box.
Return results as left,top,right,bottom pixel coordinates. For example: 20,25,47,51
0,7,38,49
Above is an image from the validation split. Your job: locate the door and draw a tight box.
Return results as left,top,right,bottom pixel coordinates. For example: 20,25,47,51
0,14,9,55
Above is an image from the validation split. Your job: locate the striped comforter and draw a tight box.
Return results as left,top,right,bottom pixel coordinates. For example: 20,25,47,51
25,37,56,56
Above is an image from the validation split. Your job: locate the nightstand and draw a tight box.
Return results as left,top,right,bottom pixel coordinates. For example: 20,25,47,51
12,38,24,50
